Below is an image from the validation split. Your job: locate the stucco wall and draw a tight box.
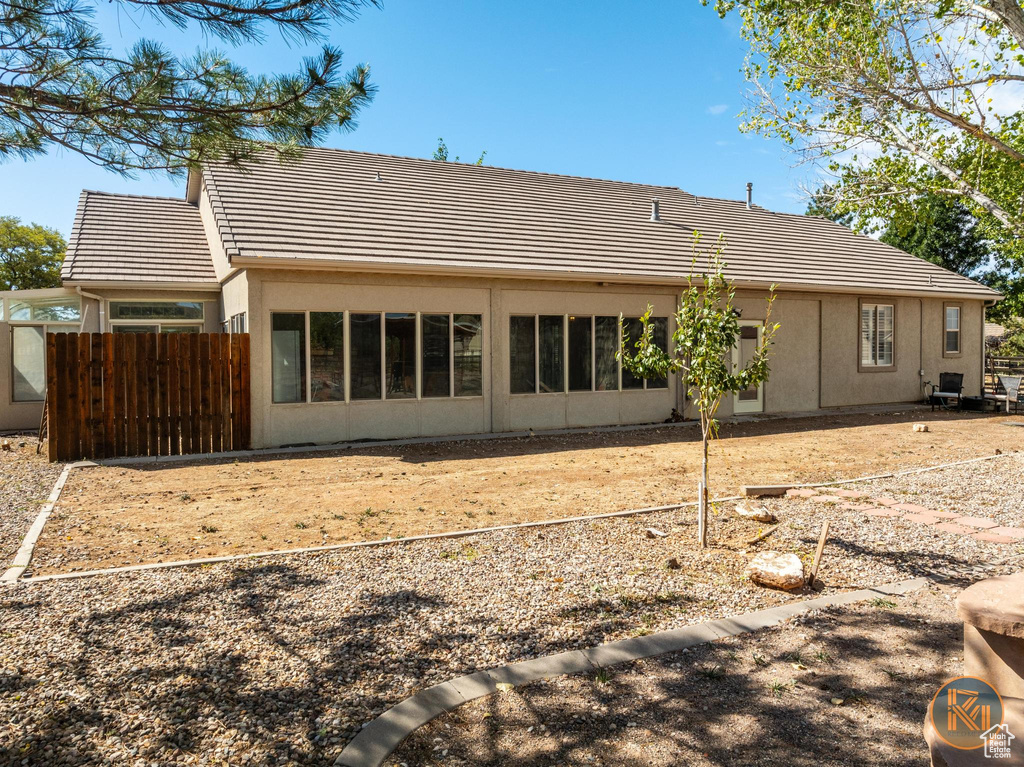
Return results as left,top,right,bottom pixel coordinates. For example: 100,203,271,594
246,270,681,448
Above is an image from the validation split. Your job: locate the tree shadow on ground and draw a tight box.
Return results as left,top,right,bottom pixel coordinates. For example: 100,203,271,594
394,601,962,767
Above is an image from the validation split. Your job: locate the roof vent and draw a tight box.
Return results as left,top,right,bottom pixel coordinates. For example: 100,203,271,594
374,171,384,182
746,182,753,210
650,198,661,222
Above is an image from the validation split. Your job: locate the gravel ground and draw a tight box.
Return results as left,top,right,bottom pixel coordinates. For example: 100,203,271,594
0,435,63,566
1,454,1023,766
389,582,964,767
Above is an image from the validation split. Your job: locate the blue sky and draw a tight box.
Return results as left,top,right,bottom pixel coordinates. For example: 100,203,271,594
1,0,813,237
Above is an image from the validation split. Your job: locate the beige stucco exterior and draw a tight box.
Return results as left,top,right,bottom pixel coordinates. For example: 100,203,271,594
225,269,988,449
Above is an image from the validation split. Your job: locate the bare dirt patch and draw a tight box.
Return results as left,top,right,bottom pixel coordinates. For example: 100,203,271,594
388,582,964,767
31,409,1024,574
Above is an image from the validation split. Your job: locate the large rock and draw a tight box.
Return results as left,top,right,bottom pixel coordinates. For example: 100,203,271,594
734,502,777,523
746,552,805,590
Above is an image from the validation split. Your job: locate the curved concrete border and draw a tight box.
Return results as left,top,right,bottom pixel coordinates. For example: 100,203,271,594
334,576,929,767
8,451,1016,584
1,465,71,584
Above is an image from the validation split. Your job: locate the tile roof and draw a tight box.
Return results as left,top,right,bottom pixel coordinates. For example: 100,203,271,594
202,148,1000,300
62,191,217,285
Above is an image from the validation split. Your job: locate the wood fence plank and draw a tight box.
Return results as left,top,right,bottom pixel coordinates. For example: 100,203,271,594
167,334,180,456
158,333,170,456
90,334,104,460
179,334,193,455
102,334,115,459
230,334,242,451
113,334,126,456
77,334,91,460
209,334,222,453
134,334,148,456
190,334,202,453
219,336,231,452
52,334,68,461
240,334,251,449
125,335,138,457
146,334,159,456
45,334,57,461
199,334,212,453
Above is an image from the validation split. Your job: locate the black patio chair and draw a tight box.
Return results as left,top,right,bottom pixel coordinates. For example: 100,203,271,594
929,372,964,411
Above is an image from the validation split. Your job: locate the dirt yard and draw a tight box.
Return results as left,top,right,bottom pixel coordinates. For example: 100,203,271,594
30,408,1024,574
388,581,964,767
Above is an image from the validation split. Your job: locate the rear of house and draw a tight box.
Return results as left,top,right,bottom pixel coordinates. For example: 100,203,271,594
0,148,999,448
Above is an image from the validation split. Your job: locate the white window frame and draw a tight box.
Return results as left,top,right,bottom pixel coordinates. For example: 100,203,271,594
107,299,206,334
732,320,765,414
5,291,84,404
859,301,896,370
269,309,484,405
943,303,962,357
510,313,670,395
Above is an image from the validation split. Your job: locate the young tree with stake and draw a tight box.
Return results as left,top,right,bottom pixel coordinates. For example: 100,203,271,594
620,234,779,547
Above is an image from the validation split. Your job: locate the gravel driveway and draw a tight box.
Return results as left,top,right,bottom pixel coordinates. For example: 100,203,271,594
1,454,1022,766
0,437,63,567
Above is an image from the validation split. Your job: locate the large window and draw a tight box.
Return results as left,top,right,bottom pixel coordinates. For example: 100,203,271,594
109,300,205,333
350,313,382,400
568,316,592,392
594,316,619,391
7,295,82,402
310,312,344,402
422,314,451,397
270,309,483,404
11,326,46,402
509,316,536,394
944,305,961,355
385,313,416,399
539,315,564,393
511,313,669,394
271,313,306,403
861,303,895,368
453,314,482,396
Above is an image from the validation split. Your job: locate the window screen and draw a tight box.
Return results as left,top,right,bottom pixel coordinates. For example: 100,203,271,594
509,316,536,394
421,314,450,398
350,313,382,400
271,313,306,403
453,314,483,397
568,316,592,392
310,312,344,402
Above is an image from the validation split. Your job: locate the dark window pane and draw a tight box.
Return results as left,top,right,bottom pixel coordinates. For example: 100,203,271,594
594,316,619,391
454,314,483,397
350,313,381,400
109,301,203,321
568,316,592,392
539,315,564,393
422,314,451,397
385,312,416,399
310,312,344,402
271,312,306,403
162,325,200,334
509,316,536,394
113,325,159,334
621,317,643,389
946,330,960,354
648,317,669,389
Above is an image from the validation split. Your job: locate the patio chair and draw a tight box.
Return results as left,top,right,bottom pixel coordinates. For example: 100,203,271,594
929,372,964,411
996,375,1022,414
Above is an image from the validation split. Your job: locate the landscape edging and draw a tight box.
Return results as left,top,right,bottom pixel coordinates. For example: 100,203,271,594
1,465,72,584
333,576,930,767
7,451,1016,584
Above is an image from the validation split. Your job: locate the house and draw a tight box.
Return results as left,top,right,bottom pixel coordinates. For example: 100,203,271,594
0,148,1000,446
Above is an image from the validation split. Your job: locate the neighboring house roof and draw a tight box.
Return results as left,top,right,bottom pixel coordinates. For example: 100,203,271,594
985,322,1006,339
200,147,1000,300
62,191,217,285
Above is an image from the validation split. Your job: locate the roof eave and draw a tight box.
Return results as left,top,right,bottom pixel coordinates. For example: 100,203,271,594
229,255,1001,301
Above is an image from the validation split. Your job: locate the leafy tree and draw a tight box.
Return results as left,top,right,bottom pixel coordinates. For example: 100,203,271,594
880,192,991,278
432,137,487,165
709,0,1024,314
620,234,779,548
992,316,1024,356
806,185,853,227
0,0,377,174
0,216,65,290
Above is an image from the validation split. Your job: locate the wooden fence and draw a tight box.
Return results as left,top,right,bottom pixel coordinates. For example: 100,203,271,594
985,355,1024,396
46,332,250,462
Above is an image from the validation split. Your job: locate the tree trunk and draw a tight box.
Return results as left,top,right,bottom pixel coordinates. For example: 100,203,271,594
698,418,709,548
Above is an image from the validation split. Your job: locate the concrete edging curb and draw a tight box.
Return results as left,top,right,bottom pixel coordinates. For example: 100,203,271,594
1,465,72,584
333,576,930,767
